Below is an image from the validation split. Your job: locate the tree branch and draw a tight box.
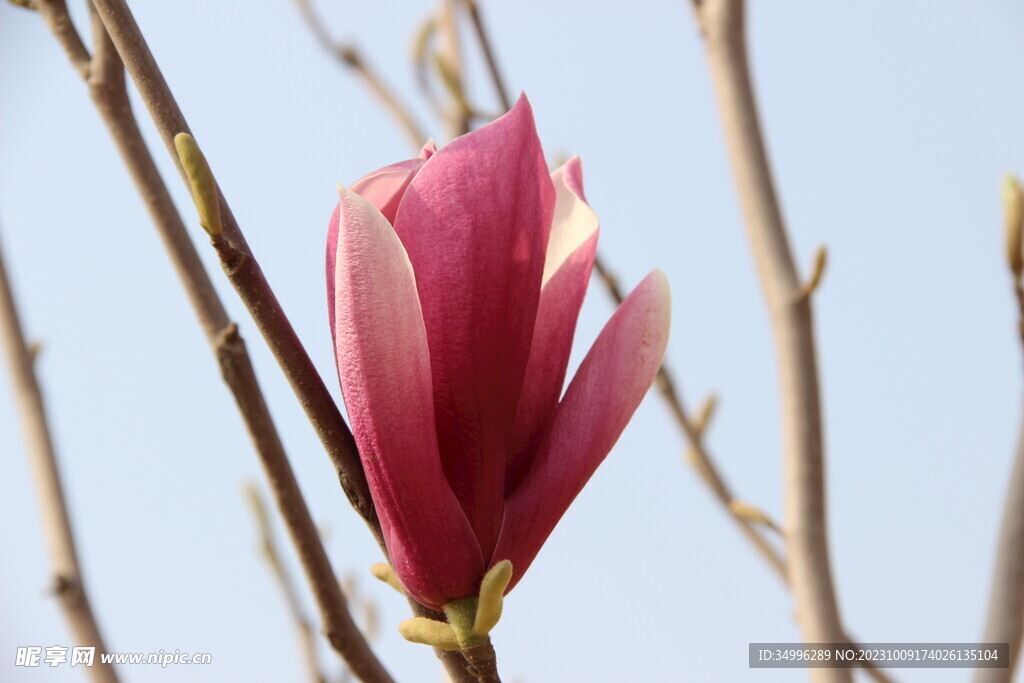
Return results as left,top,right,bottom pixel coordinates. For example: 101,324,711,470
82,2,473,680
88,0,380,543
28,3,393,680
975,185,1024,682
695,1,848,680
458,0,511,112
0,232,119,683
212,324,392,683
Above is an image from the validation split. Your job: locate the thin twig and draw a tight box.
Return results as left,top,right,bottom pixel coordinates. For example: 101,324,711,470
458,0,511,112
32,3,393,680
593,255,787,581
695,1,848,680
246,485,326,683
0,233,119,683
293,0,427,148
434,0,470,138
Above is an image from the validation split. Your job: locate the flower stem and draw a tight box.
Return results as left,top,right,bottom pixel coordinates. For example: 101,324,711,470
459,641,500,683
443,597,502,683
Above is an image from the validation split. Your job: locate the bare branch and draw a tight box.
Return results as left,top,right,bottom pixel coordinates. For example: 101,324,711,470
0,233,119,683
246,485,326,683
30,3,393,680
695,1,848,679
293,0,428,148
88,0,380,542
974,181,1024,683
83,2,473,679
35,0,90,77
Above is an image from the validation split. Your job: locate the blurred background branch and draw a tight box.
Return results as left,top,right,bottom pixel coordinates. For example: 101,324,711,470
975,175,1024,683
245,484,326,683
0,231,118,683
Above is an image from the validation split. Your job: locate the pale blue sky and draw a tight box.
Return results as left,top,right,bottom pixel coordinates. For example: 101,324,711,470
2,1,1023,681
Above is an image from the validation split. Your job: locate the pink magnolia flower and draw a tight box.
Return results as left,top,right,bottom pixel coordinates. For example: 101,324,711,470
327,96,670,610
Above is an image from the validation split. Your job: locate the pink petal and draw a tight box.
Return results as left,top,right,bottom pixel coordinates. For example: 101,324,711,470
392,95,555,556
326,142,436,345
332,186,483,608
508,157,599,490
493,270,671,588
350,140,436,224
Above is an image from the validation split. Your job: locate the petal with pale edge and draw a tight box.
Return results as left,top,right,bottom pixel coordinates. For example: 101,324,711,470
508,157,599,490
332,187,483,608
327,142,436,345
493,270,671,588
392,95,555,556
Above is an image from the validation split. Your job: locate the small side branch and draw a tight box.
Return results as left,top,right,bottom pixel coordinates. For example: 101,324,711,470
0,234,119,683
593,255,787,582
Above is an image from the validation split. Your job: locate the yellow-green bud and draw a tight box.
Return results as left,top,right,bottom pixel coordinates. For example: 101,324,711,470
174,133,222,237
473,560,512,637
